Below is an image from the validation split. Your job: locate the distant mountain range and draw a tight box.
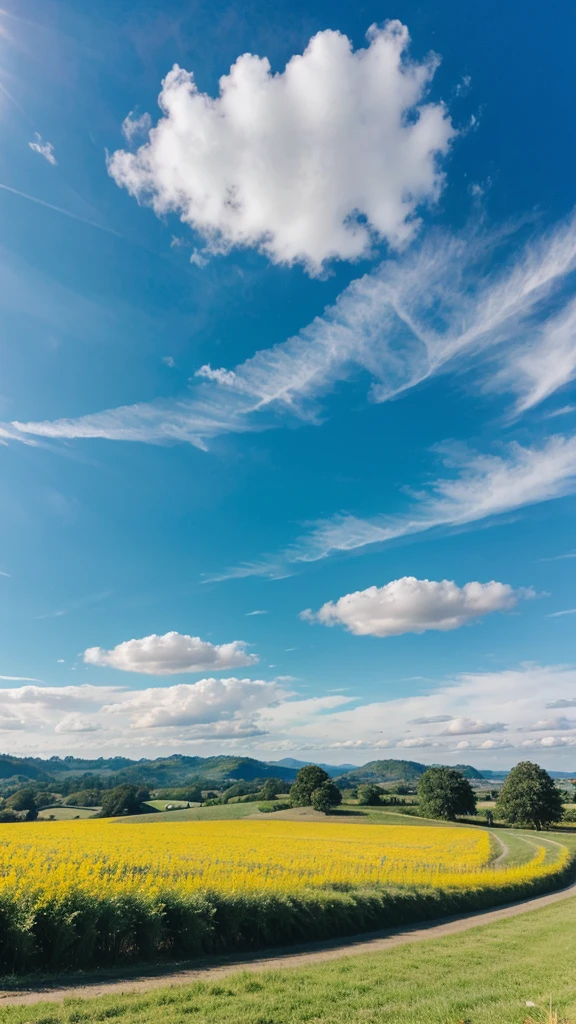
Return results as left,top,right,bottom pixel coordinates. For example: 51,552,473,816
266,758,358,777
0,752,573,789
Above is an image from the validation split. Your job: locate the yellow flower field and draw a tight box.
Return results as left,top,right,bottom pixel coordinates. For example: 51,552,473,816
0,819,571,973
0,819,566,898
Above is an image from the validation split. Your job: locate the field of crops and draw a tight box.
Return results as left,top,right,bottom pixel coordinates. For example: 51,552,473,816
0,819,571,974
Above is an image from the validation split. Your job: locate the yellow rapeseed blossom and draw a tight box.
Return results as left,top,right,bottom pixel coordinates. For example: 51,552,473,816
0,819,566,902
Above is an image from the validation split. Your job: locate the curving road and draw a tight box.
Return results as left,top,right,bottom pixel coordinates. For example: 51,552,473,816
2,876,576,1006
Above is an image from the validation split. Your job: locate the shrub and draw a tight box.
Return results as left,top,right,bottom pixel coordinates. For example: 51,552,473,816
64,790,102,807
357,785,382,806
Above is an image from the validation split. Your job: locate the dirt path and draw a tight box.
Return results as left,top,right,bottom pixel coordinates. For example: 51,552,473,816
3,879,576,1007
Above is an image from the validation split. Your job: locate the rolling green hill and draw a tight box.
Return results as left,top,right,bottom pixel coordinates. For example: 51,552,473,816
335,759,484,786
0,753,299,789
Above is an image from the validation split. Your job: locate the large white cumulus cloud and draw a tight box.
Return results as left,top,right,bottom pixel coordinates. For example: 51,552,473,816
108,21,454,273
302,577,526,636
84,631,258,675
103,677,287,730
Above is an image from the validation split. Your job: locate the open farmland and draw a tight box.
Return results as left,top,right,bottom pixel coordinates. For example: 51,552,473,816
0,818,571,975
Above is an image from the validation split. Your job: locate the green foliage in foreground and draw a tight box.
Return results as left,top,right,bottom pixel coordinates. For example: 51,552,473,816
497,761,564,830
418,767,477,821
3,894,576,1024
0,842,572,975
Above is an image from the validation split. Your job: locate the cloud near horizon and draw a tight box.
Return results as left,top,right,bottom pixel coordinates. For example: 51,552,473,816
84,631,258,675
1,664,576,762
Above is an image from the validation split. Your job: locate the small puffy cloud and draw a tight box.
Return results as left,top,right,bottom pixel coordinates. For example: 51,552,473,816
103,676,287,729
55,714,102,734
84,631,258,675
29,133,56,165
455,738,512,750
162,356,176,368
397,737,435,748
302,577,525,637
521,735,576,749
195,365,239,387
547,698,576,708
529,717,576,731
443,717,507,735
108,21,454,274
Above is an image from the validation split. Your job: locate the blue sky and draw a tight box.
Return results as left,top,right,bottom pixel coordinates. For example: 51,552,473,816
0,0,576,766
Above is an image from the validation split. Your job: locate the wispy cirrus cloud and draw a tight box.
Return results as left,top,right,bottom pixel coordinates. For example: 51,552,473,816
28,133,56,165
212,433,576,578
3,210,576,449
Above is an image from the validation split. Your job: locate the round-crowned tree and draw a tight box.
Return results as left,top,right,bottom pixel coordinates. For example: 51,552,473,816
495,761,563,830
261,777,283,800
311,780,342,814
418,767,476,821
357,784,382,806
290,765,330,806
98,784,144,818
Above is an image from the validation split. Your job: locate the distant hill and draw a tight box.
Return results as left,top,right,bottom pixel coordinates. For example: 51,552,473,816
0,752,567,790
0,753,298,788
450,764,485,780
0,756,49,781
335,759,428,786
335,759,484,786
267,758,358,778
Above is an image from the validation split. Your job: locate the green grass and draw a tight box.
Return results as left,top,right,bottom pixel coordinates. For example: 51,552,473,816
118,802,262,823
2,896,576,1024
37,807,99,820
144,801,200,812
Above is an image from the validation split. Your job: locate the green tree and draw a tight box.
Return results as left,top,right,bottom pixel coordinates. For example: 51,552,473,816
496,761,563,830
260,777,283,800
417,767,476,821
357,784,382,806
98,784,144,818
290,765,330,806
6,788,38,820
311,780,342,814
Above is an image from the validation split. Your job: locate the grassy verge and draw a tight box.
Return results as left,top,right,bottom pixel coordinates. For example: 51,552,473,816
37,808,99,821
119,803,262,823
2,895,576,1024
